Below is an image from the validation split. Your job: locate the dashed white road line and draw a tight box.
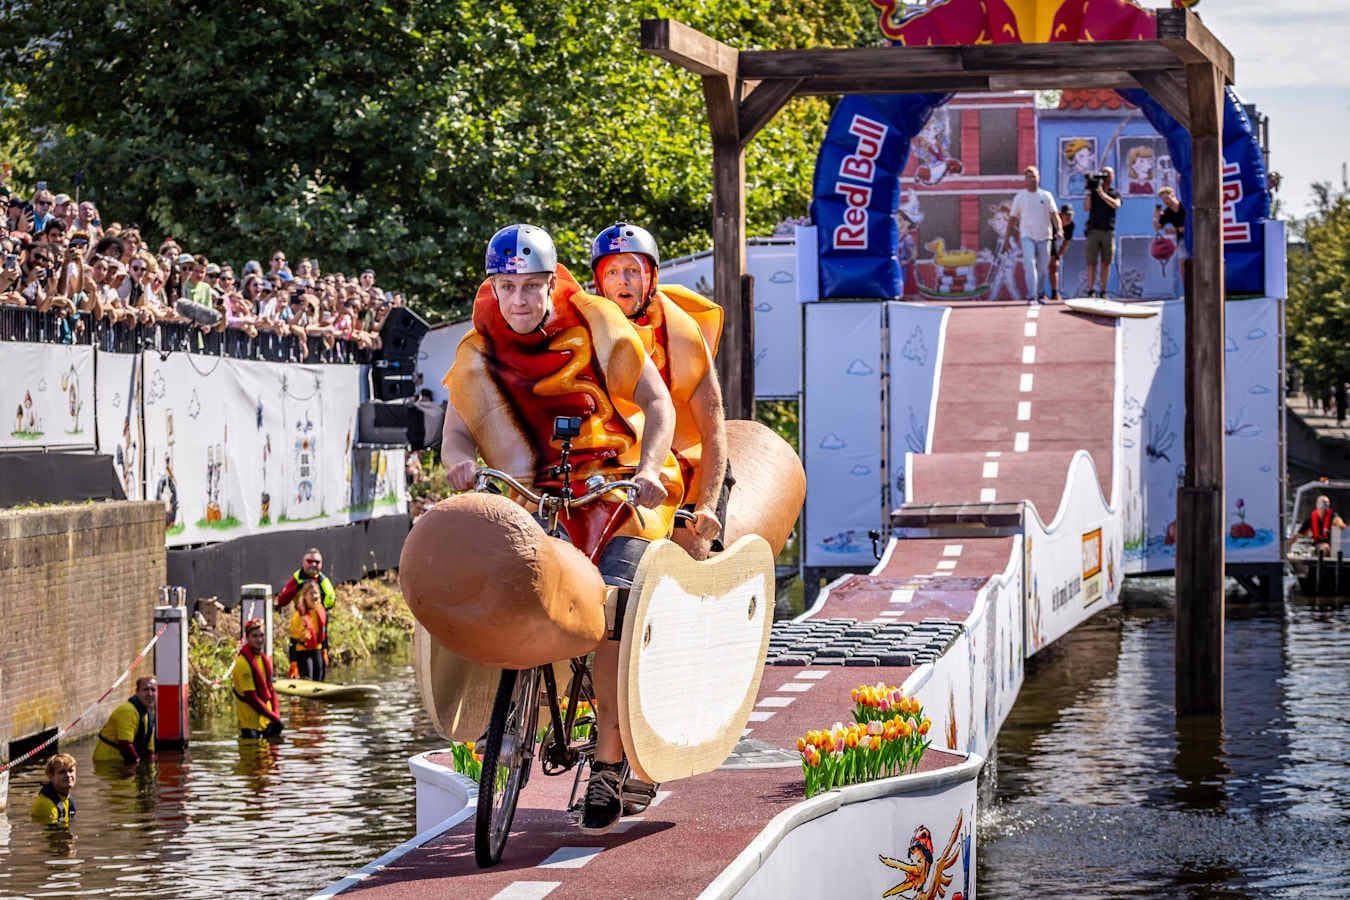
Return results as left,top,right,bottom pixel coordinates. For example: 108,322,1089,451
982,461,999,478
1024,322,1038,338
1027,306,1040,318
985,450,1002,458
935,559,958,571
1014,432,1030,452
747,710,776,722
777,681,814,693
942,544,964,556
1022,345,1036,364
980,487,997,502
1020,373,1034,392
889,588,915,604
878,609,907,617
492,883,562,899
1017,401,1032,421
538,847,604,869
757,696,796,708
795,670,830,680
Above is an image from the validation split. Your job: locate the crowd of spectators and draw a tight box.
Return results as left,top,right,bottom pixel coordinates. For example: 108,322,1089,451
0,181,406,362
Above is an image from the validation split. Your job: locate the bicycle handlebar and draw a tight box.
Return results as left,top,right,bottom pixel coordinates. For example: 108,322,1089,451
473,468,643,510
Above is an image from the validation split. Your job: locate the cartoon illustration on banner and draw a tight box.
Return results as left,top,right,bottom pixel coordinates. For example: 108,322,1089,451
878,810,970,900
1059,136,1098,198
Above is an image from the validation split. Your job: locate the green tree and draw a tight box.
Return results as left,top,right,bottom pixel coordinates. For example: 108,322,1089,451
1287,180,1350,400
0,0,875,319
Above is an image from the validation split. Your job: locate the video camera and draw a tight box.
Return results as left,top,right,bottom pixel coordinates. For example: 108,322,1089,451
1084,170,1111,192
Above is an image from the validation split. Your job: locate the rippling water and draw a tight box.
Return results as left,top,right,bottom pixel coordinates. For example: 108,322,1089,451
0,651,443,899
979,583,1350,897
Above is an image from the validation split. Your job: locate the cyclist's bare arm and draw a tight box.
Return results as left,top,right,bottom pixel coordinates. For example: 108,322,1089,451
687,365,728,541
441,402,479,491
632,357,675,508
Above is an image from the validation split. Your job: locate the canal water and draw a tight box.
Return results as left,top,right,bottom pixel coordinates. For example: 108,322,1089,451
0,651,443,899
979,580,1350,897
4,587,1345,897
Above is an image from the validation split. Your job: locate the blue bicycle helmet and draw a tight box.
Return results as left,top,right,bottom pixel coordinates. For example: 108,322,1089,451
485,224,557,276
590,222,660,316
589,222,660,275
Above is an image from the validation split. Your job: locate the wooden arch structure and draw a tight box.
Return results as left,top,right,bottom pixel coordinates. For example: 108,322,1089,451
643,7,1235,717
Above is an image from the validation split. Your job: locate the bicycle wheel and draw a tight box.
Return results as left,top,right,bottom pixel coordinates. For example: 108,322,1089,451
475,666,541,867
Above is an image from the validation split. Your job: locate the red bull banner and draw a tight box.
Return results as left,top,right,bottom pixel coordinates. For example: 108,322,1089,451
812,0,1269,299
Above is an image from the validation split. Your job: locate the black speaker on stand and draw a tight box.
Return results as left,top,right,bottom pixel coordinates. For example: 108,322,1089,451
371,307,430,401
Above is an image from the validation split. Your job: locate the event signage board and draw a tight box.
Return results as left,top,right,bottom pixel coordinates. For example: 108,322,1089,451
1,343,94,451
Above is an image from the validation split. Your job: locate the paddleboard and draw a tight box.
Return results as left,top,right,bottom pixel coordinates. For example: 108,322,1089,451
274,678,381,700
1064,297,1158,319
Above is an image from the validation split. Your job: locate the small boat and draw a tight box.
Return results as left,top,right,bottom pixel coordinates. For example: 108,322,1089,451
274,678,381,700
1287,479,1350,596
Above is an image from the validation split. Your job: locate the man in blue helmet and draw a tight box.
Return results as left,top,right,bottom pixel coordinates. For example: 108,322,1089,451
589,222,729,561
441,223,682,833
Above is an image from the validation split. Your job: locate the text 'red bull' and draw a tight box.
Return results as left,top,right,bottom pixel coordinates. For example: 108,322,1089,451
833,115,887,250
1221,163,1250,244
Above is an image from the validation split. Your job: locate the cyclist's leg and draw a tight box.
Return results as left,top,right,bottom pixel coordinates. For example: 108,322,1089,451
583,536,648,832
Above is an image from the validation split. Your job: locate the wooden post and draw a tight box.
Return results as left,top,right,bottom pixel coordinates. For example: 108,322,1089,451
703,71,751,419
1175,61,1226,717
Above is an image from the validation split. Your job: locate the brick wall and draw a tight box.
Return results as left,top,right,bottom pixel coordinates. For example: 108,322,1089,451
0,501,165,753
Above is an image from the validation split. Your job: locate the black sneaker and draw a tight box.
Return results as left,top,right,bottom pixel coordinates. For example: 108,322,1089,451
622,776,659,815
579,760,625,834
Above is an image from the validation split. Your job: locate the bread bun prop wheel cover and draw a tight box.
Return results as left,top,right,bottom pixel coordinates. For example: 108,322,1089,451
722,419,806,556
400,492,608,670
413,623,500,742
617,534,776,784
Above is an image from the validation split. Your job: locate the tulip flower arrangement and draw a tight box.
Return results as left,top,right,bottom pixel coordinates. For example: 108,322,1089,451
448,741,484,781
797,683,932,798
448,740,510,791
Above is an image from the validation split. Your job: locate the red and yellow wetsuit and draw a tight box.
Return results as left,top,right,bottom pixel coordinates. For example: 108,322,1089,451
624,284,722,508
445,265,683,559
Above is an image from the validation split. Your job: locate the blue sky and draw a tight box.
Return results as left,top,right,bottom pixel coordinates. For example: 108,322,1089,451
1197,1,1350,221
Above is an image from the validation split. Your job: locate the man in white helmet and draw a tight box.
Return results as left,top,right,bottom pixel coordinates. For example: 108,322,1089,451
441,223,681,833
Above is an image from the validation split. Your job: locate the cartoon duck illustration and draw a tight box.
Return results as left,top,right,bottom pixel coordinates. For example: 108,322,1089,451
880,810,965,899
924,238,977,269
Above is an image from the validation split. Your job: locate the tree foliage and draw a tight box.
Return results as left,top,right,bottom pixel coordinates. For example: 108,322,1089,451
0,0,875,320
1287,181,1350,396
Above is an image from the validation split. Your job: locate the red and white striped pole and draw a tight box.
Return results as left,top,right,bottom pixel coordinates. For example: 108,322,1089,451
155,588,190,750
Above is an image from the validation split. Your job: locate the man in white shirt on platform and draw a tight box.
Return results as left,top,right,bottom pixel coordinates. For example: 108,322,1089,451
1007,165,1063,305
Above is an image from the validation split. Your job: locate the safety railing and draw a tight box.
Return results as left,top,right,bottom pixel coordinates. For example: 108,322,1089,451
0,305,373,364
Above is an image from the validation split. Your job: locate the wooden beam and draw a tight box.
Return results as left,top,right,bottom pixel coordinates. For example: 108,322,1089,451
1175,60,1226,719
989,72,1139,92
699,70,752,419
1157,7,1235,84
1130,69,1192,132
641,18,738,78
738,78,802,147
795,75,991,96
737,41,1181,81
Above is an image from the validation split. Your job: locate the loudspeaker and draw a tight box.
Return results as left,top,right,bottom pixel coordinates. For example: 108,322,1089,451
379,307,430,355
358,400,425,448
372,355,417,401
372,307,430,401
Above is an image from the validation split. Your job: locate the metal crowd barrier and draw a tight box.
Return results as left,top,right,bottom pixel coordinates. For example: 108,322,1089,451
0,306,372,364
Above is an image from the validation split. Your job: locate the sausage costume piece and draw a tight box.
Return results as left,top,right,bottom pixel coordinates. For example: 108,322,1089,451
626,283,723,506
401,265,682,672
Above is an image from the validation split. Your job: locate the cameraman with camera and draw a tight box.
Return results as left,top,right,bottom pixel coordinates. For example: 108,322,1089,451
1082,165,1121,298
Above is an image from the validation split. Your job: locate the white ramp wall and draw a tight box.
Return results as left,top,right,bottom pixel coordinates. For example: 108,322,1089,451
803,302,885,567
